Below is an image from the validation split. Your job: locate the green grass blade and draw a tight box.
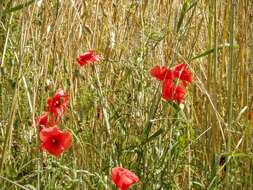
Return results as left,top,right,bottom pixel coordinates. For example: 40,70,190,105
141,128,164,146
176,1,198,33
3,0,35,15
191,43,239,61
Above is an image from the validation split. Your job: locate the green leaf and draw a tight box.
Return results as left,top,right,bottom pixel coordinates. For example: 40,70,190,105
143,87,161,139
3,0,35,15
191,43,239,61
176,1,188,33
176,1,198,33
141,128,164,146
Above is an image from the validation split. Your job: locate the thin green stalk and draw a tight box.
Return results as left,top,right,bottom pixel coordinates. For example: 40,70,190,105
226,0,236,188
92,65,117,166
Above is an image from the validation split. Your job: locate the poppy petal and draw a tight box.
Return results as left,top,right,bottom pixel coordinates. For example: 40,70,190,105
36,112,48,128
39,127,59,142
162,79,174,100
41,141,63,157
173,63,192,83
150,66,167,81
60,131,72,150
173,84,186,103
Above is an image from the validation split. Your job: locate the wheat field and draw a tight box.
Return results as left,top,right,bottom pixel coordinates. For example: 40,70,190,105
0,0,253,189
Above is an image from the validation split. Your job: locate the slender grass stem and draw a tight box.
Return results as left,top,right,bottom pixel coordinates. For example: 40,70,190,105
92,65,117,166
226,0,236,188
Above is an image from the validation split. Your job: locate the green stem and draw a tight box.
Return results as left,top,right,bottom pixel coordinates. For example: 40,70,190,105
226,0,235,188
92,65,117,165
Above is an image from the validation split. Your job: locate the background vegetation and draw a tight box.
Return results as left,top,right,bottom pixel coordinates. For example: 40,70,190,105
0,0,253,189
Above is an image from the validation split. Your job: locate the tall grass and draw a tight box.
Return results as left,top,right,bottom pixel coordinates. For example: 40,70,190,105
0,0,252,189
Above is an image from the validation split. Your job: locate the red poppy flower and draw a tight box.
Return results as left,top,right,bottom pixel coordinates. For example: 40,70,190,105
173,63,192,84
112,167,139,190
47,89,69,117
162,79,186,103
40,127,72,157
36,112,60,128
150,63,192,103
76,50,101,66
150,65,174,81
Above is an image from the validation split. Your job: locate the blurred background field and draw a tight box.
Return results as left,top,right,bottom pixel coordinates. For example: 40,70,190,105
0,0,253,189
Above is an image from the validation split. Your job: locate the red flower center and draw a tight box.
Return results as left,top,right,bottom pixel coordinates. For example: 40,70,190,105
51,138,58,145
54,100,60,107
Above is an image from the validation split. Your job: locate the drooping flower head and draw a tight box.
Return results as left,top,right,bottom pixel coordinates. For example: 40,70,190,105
47,89,69,117
76,50,102,66
112,167,139,190
40,127,72,157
